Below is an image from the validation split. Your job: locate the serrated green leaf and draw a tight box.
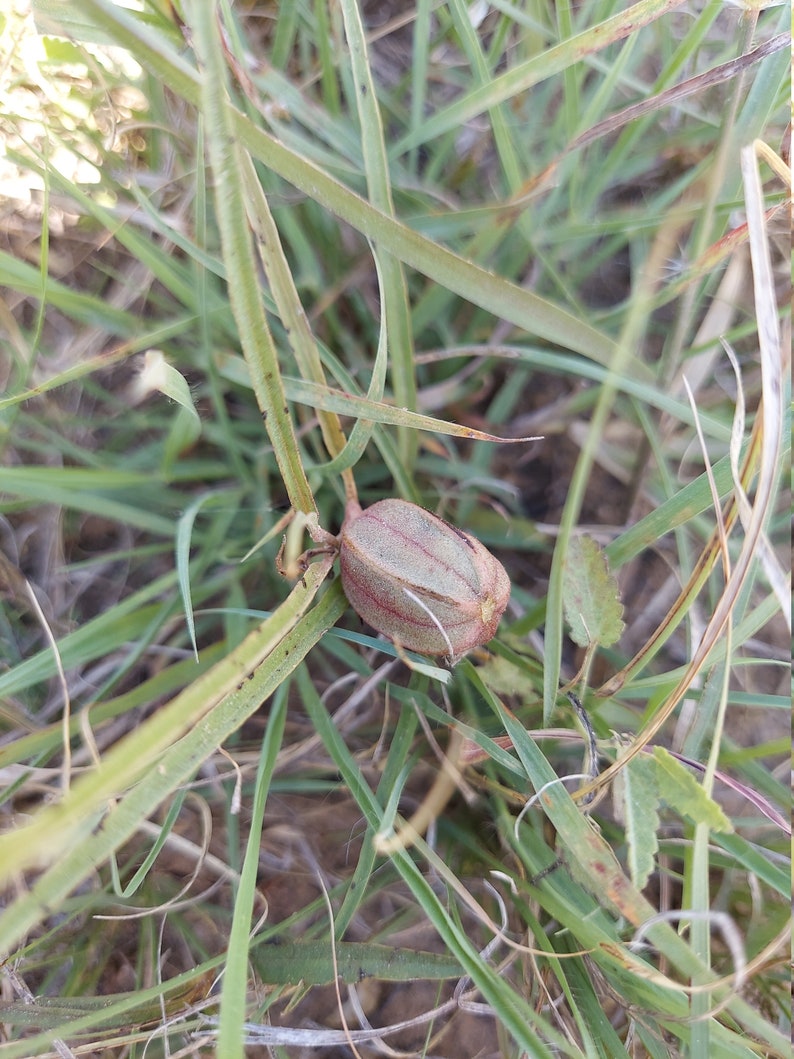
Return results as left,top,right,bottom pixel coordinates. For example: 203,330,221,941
653,747,733,832
562,535,625,647
614,752,660,891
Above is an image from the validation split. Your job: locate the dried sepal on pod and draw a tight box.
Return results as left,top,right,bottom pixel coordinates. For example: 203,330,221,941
339,498,510,662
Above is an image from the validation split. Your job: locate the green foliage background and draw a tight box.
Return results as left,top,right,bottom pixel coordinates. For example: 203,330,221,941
0,1,789,1056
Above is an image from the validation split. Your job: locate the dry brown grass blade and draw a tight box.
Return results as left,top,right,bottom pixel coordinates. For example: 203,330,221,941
575,141,786,802
596,423,763,698
567,35,787,161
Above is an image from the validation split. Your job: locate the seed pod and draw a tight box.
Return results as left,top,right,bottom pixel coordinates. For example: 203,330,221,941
339,498,510,661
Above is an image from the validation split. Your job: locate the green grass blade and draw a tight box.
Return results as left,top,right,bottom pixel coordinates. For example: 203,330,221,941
218,682,289,1059
185,0,317,516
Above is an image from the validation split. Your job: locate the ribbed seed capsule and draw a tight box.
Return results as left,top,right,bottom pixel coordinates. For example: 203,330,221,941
339,498,510,662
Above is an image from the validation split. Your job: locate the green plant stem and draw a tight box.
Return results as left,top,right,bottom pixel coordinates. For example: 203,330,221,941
186,1,317,517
